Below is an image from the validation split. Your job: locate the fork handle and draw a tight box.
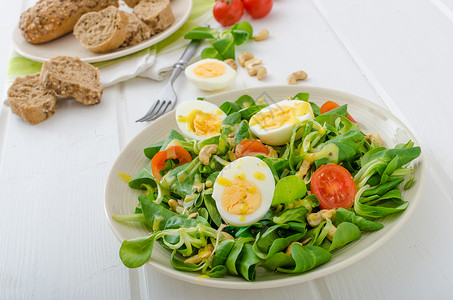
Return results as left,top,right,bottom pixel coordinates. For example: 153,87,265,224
174,39,202,69
169,39,202,83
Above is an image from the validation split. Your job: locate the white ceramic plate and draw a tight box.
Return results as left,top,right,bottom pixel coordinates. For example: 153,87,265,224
104,85,425,289
12,0,192,63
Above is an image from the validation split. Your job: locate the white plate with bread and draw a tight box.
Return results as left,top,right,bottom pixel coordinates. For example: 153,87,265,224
12,0,193,63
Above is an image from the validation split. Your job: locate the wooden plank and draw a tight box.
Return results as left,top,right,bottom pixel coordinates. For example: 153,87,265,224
0,1,132,298
432,0,453,20
314,0,453,194
141,266,326,300
0,0,23,97
0,86,131,298
324,175,453,298
312,0,453,297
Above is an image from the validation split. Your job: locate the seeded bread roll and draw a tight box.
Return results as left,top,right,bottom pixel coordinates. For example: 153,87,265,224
123,0,141,8
121,12,151,47
40,56,103,105
74,6,128,53
7,74,58,124
133,0,175,35
19,0,119,44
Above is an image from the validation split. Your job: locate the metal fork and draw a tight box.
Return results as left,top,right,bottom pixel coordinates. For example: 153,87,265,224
136,39,202,122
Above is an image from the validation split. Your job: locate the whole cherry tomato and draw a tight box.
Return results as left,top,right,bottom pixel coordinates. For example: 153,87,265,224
242,0,273,19
213,0,244,27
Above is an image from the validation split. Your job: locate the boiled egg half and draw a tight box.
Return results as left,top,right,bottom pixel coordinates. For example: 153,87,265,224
249,100,314,146
185,58,236,91
212,156,275,226
176,100,226,141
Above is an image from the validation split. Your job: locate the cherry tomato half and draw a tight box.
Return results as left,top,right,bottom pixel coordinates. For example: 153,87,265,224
213,0,244,27
242,0,273,19
235,139,270,159
151,146,192,180
320,100,357,123
310,164,357,210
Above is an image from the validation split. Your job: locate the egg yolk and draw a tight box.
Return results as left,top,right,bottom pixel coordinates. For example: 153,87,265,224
221,179,262,216
177,109,223,137
194,62,226,78
249,101,313,129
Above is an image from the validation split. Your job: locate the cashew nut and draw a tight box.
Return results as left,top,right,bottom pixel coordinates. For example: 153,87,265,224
192,184,203,193
188,212,198,219
238,52,254,67
285,238,311,255
253,29,269,41
301,238,312,245
168,199,180,210
168,199,184,214
223,58,237,70
287,70,308,85
307,209,336,227
327,225,337,241
244,58,262,70
238,52,267,80
247,66,267,80
199,144,218,165
184,244,213,264
307,212,323,227
320,209,336,220
365,132,383,147
285,242,303,256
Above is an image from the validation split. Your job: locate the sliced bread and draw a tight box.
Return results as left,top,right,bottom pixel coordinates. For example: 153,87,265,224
123,0,141,8
133,0,175,35
19,0,119,44
40,56,103,105
74,6,128,53
121,12,152,47
7,73,58,124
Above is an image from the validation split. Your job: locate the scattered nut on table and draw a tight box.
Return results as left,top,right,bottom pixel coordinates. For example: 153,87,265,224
247,66,267,80
287,70,308,85
244,58,262,69
223,58,237,70
253,29,269,41
238,52,267,80
238,52,254,67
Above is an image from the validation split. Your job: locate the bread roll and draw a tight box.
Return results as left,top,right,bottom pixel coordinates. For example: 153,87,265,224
19,0,119,44
7,73,58,124
40,56,103,105
74,6,128,53
121,12,151,47
123,0,141,8
133,0,175,35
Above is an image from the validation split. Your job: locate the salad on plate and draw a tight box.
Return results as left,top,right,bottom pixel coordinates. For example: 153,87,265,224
112,92,421,281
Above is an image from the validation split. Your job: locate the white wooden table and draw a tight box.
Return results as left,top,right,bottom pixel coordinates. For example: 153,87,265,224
1,0,453,299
